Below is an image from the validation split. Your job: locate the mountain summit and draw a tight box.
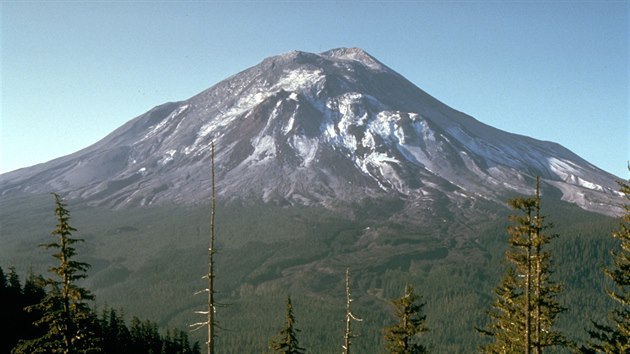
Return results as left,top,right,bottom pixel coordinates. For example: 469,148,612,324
0,47,622,215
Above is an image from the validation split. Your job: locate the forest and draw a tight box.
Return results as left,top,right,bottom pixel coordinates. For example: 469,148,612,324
2,170,629,353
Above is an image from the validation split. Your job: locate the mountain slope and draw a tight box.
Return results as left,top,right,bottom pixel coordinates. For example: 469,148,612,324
0,47,622,217
0,47,625,352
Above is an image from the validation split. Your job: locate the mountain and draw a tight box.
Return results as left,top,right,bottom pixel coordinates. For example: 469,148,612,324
0,47,622,216
0,48,625,352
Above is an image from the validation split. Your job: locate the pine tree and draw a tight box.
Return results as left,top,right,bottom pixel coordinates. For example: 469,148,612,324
384,284,429,354
12,193,101,354
0,267,46,352
477,267,526,353
0,266,6,290
478,177,567,353
4,267,24,353
583,168,630,352
21,270,48,344
269,296,305,354
129,316,144,353
98,307,132,353
22,270,47,308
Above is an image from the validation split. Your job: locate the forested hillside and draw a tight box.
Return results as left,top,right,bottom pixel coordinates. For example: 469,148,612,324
1,266,201,353
2,178,627,353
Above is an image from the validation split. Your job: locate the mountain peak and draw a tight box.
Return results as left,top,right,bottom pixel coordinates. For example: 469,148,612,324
265,47,385,72
320,46,371,58
0,47,623,216
320,47,385,70
273,50,319,62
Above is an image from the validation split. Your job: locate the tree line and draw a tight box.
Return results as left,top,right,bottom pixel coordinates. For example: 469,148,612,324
1,193,200,354
3,162,629,353
263,175,629,354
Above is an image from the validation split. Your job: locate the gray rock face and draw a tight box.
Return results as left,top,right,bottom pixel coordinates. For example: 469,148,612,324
0,47,623,215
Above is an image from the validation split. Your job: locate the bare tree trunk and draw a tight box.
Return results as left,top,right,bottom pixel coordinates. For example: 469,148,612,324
533,177,542,354
207,141,216,354
343,268,361,354
191,143,217,353
525,208,532,354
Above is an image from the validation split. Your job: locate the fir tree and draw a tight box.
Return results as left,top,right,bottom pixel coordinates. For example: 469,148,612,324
98,307,132,353
12,193,101,354
383,284,429,354
1,267,47,353
269,296,305,354
478,177,567,353
0,266,6,290
3,267,24,353
583,168,630,352
477,268,526,353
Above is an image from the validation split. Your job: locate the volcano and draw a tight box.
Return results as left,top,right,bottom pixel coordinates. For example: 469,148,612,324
1,47,626,353
0,47,621,217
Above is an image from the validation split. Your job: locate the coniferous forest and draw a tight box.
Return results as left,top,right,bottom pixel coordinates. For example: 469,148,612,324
1,269,200,354
2,168,629,353
1,194,201,354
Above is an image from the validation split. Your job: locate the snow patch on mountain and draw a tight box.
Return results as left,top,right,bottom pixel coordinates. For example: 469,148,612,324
321,47,386,72
249,135,276,165
0,47,622,216
576,177,603,192
283,114,296,135
446,126,514,168
137,104,189,144
276,69,325,92
290,136,318,167
547,157,605,192
548,157,580,179
397,145,430,168
230,91,270,117
160,149,177,165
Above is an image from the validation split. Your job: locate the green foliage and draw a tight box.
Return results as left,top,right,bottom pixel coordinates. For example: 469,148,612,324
269,296,305,354
478,178,567,353
2,267,201,354
583,172,630,353
384,284,428,353
12,193,100,354
6,193,200,354
0,190,622,353
0,266,47,353
476,267,524,353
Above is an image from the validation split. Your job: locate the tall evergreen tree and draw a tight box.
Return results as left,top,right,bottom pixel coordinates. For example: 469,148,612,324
583,168,630,352
98,307,132,353
269,296,305,354
12,193,101,354
4,266,200,353
383,284,429,354
129,316,145,353
7,266,21,291
0,266,7,290
478,177,567,353
477,267,526,353
1,267,47,353
3,267,24,353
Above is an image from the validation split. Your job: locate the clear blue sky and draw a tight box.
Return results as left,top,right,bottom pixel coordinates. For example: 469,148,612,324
2,1,628,178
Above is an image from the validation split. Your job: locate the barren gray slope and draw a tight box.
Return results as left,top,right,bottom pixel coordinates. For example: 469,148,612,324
0,47,622,215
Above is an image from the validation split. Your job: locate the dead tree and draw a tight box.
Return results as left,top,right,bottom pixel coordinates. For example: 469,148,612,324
191,141,217,354
342,267,362,354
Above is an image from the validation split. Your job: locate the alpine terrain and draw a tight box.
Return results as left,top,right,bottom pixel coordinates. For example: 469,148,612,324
0,47,622,215
0,48,624,353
